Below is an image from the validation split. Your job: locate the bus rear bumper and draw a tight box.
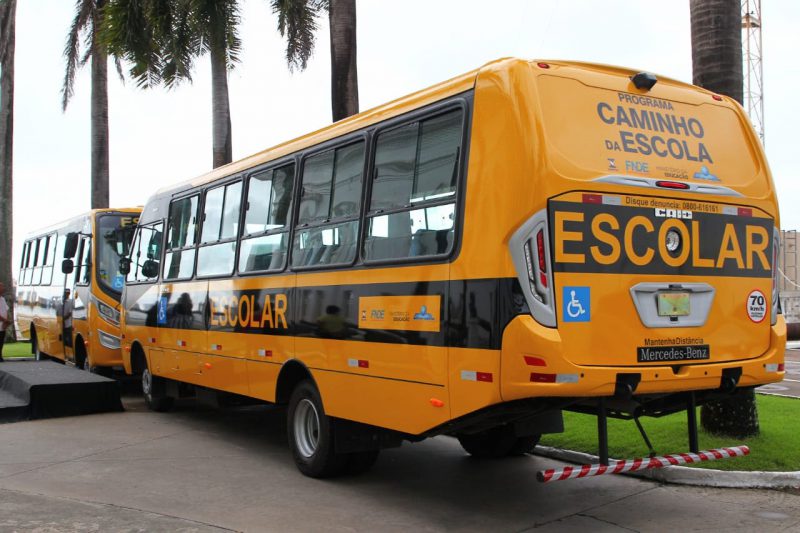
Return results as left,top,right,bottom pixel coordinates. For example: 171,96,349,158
500,315,786,401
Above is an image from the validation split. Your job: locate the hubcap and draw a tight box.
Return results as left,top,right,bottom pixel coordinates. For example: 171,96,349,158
142,368,152,397
293,398,320,458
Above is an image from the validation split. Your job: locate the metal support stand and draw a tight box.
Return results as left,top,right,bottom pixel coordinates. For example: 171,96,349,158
687,391,699,453
633,415,656,457
597,397,609,466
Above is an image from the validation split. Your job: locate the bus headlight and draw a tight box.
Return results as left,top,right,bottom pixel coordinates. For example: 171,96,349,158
97,300,120,326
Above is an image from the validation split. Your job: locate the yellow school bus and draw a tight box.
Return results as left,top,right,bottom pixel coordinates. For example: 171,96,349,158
120,58,784,477
16,208,141,374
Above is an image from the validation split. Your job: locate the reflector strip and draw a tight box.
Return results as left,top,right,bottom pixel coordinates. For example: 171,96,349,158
582,193,602,204
257,349,273,357
149,337,156,343
177,340,186,347
722,206,738,216
602,195,621,206
461,370,494,382
738,207,753,217
211,344,222,351
348,358,369,368
524,355,547,367
536,445,749,483
766,363,781,372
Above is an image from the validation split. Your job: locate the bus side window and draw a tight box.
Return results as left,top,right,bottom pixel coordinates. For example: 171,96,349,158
292,141,364,268
128,223,163,283
126,229,142,283
364,109,463,262
41,234,57,285
76,236,92,285
31,238,43,285
197,181,241,277
239,163,295,273
19,241,29,286
164,196,199,280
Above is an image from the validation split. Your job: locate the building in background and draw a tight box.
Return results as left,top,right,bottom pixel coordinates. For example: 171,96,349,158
780,230,800,336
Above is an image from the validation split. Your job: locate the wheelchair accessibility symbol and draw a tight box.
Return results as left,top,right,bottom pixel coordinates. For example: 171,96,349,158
563,286,590,322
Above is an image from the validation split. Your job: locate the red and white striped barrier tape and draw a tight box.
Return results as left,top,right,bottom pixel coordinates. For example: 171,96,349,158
536,445,750,483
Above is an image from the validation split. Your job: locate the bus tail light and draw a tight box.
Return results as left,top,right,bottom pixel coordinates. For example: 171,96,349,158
772,227,780,326
510,208,556,327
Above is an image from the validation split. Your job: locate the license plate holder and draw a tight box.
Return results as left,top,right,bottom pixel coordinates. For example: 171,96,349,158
657,292,690,317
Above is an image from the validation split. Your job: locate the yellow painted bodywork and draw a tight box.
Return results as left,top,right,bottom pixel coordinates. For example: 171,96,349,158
122,59,784,437
16,208,142,368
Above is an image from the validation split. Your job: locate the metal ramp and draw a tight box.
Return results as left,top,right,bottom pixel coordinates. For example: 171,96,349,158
0,361,123,423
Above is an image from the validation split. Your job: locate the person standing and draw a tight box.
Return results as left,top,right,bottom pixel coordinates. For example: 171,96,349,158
0,281,8,362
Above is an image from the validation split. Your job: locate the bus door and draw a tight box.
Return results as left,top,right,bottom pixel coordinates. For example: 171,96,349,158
68,234,92,364
159,194,207,384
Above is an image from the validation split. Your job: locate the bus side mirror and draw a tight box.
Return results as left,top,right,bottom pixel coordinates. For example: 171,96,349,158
61,259,74,274
141,260,159,279
119,257,131,276
64,232,79,258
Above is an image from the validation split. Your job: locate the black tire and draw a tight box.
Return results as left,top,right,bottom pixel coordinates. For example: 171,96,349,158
458,426,541,458
142,365,174,412
345,450,380,475
81,355,112,378
287,380,347,478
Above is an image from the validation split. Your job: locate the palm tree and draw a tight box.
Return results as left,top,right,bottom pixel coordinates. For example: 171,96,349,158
0,0,16,342
62,0,111,209
103,0,241,168
690,0,758,438
273,0,358,122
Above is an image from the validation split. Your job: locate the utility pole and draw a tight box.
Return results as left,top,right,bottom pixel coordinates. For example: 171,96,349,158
742,0,764,143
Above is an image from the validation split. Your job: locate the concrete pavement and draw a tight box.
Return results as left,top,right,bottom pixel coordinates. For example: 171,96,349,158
1,396,800,532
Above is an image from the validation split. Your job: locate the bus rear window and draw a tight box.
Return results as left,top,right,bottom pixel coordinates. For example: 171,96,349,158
537,75,760,191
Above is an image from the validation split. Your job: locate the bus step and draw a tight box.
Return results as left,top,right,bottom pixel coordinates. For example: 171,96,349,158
536,445,750,483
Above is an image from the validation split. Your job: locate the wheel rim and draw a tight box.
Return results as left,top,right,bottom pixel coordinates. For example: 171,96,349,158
293,398,320,458
142,368,152,398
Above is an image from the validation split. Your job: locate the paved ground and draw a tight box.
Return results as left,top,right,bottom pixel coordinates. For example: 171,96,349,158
757,347,800,397
1,393,800,532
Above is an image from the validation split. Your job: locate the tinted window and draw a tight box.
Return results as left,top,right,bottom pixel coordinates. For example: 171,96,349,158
197,181,241,278
239,163,295,273
292,142,364,268
364,109,463,261
167,196,199,249
165,195,199,280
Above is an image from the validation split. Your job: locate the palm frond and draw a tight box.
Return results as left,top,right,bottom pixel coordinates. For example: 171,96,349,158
271,0,320,72
62,0,96,111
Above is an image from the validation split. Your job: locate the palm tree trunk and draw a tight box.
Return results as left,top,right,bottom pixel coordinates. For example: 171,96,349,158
690,0,743,104
691,0,758,438
0,0,17,342
210,47,232,168
329,0,358,122
91,0,109,208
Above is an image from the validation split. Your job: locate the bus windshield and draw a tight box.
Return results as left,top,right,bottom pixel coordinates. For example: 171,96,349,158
97,214,138,295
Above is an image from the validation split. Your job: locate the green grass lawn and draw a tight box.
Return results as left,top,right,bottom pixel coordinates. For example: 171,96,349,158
540,395,800,472
2,341,32,359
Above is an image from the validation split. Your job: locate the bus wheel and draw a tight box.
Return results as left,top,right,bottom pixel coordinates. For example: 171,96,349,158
457,426,541,458
287,380,347,478
32,331,46,361
142,366,174,412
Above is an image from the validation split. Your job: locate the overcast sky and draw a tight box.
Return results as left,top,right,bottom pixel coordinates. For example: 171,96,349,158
10,0,800,272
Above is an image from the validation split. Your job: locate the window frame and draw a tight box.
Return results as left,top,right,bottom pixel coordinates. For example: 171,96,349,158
360,101,469,267
290,135,368,271
163,192,201,281
196,176,244,279
126,221,165,285
236,156,298,277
